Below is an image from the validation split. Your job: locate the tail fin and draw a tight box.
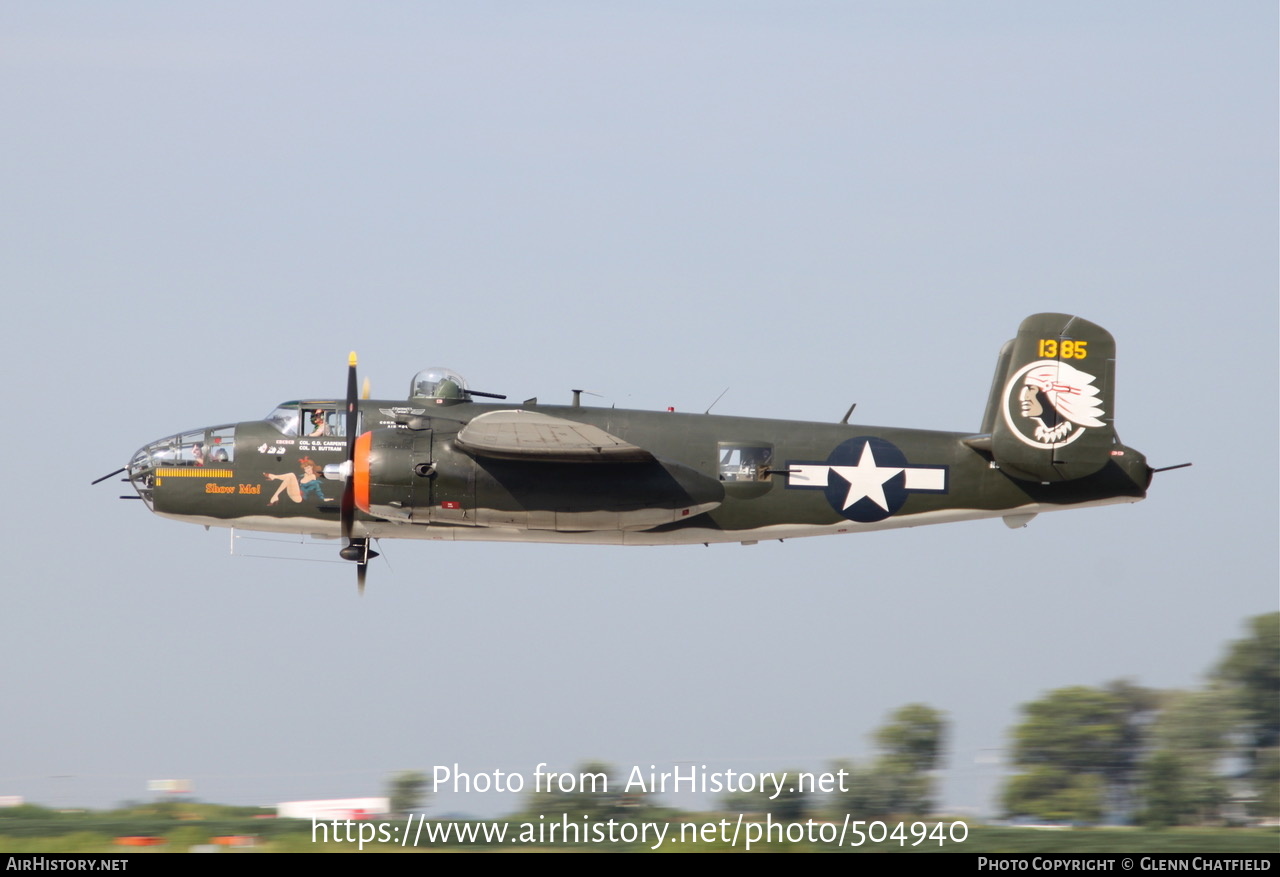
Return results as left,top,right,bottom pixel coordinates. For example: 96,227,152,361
984,313,1118,482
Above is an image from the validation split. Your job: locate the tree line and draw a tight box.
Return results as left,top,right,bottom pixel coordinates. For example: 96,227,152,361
388,612,1278,826
1004,612,1277,826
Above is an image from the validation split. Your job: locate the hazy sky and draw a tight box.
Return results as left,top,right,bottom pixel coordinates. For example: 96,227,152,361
2,2,1274,823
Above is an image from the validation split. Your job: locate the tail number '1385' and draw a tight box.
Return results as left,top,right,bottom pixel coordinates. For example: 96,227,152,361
1038,339,1087,360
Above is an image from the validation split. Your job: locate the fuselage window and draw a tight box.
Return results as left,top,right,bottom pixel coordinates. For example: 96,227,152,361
205,426,235,463
138,426,236,469
719,443,773,482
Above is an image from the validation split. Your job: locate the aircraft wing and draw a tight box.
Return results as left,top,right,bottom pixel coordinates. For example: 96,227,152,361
454,410,655,463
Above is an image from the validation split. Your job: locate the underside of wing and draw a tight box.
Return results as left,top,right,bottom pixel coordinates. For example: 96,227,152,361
454,410,655,463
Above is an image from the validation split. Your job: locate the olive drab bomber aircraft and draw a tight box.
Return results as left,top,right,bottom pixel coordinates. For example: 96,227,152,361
97,314,1186,594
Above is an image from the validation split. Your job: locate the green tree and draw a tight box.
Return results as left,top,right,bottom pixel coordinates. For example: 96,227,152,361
1139,751,1194,828
1136,688,1238,827
1251,748,1279,819
827,703,947,819
1213,612,1280,818
1003,682,1157,823
388,770,428,815
876,703,947,773
1002,767,1105,824
837,759,936,818
1215,612,1280,751
1213,609,1274,819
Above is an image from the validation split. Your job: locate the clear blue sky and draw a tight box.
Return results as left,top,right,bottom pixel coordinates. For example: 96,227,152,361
1,2,1274,821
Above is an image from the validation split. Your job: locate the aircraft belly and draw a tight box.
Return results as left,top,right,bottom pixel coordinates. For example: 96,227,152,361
388,497,1140,544
154,493,1142,548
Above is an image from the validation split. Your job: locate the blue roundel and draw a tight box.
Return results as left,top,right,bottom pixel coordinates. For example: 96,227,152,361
822,436,912,523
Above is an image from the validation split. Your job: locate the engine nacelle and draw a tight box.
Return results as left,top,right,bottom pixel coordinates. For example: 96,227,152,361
353,427,723,531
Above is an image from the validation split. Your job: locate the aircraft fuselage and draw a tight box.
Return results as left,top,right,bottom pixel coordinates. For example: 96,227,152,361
126,400,1149,546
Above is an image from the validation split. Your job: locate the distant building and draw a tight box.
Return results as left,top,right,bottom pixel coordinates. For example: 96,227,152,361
277,798,390,820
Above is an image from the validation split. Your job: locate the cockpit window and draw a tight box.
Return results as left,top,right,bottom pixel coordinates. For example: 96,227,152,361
265,405,301,436
410,367,469,400
266,403,348,436
303,408,344,437
131,426,237,472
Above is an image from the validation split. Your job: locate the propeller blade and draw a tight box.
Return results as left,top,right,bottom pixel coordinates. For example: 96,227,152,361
337,354,386,594
361,377,371,400
339,351,365,591
340,538,379,595
341,352,358,547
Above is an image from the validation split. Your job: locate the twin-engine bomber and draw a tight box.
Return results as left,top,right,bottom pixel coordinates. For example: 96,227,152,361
99,314,1178,593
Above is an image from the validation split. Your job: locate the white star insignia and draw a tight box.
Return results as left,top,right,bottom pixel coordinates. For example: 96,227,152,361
829,443,903,511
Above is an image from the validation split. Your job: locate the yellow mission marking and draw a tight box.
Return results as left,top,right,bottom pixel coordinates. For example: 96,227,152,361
155,468,234,478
